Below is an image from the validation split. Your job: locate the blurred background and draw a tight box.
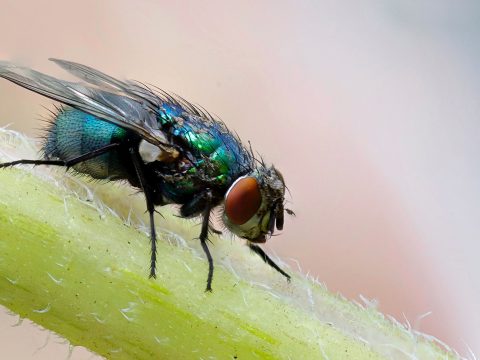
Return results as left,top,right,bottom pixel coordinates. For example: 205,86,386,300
0,0,479,358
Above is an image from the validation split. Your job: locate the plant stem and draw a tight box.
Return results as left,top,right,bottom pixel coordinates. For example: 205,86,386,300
0,129,463,359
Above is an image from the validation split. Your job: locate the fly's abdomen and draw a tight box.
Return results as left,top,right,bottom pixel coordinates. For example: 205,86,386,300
43,108,128,179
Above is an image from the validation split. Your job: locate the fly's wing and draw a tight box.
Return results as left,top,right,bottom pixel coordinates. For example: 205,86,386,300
50,59,205,123
0,60,169,148
49,58,161,109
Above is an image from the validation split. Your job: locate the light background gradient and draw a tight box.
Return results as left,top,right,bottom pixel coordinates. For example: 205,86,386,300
0,0,478,358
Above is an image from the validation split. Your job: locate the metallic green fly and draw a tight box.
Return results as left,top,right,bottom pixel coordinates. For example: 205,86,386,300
0,59,292,291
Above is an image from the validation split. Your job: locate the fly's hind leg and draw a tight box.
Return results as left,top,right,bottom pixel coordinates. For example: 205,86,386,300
0,143,120,169
248,244,291,282
129,147,158,278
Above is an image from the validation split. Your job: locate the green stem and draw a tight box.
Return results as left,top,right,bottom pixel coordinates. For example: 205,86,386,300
0,129,462,359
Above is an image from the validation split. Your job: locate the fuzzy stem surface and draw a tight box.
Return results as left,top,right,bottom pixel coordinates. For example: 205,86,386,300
0,129,463,359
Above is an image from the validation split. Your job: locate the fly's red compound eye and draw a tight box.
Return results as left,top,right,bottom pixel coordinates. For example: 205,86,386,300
225,177,261,225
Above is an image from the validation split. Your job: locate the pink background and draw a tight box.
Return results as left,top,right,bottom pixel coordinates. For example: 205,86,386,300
0,1,478,358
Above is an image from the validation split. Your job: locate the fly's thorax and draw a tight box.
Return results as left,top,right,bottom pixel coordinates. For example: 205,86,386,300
222,166,286,242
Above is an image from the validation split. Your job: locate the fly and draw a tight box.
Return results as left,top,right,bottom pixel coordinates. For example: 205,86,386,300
0,59,292,291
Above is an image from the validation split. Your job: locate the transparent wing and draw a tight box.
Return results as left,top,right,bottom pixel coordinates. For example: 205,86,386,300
49,58,161,108
0,60,168,147
49,60,227,125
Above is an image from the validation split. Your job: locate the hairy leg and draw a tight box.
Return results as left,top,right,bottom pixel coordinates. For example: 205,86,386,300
129,147,158,278
248,244,291,281
0,143,119,169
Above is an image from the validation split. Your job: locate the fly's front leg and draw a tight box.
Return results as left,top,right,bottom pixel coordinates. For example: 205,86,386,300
129,147,158,278
248,244,291,282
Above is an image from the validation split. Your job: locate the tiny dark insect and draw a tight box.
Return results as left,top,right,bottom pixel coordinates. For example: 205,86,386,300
0,59,292,291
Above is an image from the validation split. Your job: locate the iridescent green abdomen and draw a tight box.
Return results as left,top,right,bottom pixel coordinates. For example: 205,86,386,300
44,108,128,179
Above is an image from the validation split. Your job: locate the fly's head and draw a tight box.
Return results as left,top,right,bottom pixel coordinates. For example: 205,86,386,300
222,166,288,243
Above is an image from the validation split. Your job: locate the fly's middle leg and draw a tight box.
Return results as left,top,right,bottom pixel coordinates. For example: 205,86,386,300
199,191,214,292
180,190,215,292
